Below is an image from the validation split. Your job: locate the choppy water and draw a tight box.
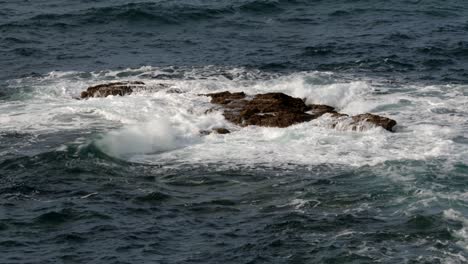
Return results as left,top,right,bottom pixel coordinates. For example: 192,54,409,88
1,1,467,263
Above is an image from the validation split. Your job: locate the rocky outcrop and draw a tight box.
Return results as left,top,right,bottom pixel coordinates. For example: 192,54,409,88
351,113,397,131
207,91,247,105
79,81,397,132
80,81,177,98
205,92,314,128
204,91,397,131
80,81,145,98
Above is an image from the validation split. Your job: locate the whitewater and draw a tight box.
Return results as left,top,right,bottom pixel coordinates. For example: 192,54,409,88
1,66,467,263
1,67,466,166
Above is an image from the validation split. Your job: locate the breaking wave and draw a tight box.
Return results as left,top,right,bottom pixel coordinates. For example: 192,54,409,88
1,67,466,168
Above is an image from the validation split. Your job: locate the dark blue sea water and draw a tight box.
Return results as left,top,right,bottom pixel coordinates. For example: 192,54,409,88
1,1,467,263
1,0,468,82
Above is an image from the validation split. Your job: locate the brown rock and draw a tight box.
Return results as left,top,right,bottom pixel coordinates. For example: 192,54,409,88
80,81,145,98
307,104,337,118
213,128,230,134
307,104,335,113
206,92,315,128
205,91,246,105
203,91,397,131
240,111,314,127
248,93,309,113
351,113,397,131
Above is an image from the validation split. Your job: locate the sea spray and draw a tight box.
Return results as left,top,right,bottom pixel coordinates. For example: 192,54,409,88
95,119,178,158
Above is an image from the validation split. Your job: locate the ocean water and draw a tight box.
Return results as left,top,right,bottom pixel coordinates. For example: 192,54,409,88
1,1,467,263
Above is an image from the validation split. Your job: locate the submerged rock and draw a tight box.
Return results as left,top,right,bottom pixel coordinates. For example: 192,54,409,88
204,91,397,131
80,81,145,98
199,127,231,135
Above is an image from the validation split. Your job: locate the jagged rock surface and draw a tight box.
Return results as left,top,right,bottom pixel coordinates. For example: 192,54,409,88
80,81,146,98
204,91,397,131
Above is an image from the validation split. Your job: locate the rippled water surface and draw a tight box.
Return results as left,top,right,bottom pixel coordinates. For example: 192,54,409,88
1,0,468,82
1,1,467,263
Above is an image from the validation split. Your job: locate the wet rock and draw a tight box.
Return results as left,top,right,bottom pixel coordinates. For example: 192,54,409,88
166,88,184,94
206,92,322,128
144,83,174,93
351,113,397,131
204,91,397,131
199,130,211,136
249,93,308,112
307,104,338,118
213,128,230,134
207,91,246,105
80,81,145,98
199,128,231,135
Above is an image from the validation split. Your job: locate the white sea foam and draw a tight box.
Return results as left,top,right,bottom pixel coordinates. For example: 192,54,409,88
1,67,467,167
443,209,468,259
95,119,178,158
